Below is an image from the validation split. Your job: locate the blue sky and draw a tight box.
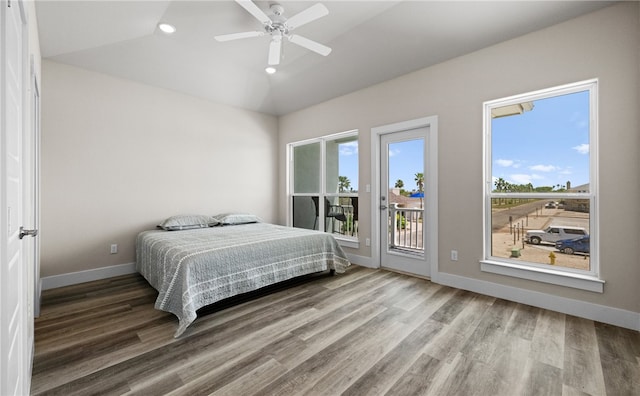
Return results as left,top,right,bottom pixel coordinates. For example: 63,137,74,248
338,90,590,193
387,140,424,190
338,139,425,192
337,141,359,191
492,90,590,189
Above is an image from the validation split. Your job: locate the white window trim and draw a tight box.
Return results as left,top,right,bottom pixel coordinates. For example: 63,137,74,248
288,130,359,247
482,79,602,292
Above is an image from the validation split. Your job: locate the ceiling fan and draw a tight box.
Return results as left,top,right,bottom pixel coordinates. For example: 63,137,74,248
214,0,332,66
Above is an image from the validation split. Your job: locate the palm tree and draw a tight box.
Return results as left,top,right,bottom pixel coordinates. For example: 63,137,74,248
395,179,404,189
414,172,424,209
338,176,351,193
494,177,507,206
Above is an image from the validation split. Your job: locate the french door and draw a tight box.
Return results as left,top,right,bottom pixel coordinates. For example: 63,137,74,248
372,116,438,279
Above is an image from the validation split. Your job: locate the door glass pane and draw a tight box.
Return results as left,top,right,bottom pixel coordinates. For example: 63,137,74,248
293,143,320,194
387,139,424,254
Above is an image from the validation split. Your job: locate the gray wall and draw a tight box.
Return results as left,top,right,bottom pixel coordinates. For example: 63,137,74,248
41,61,279,276
278,3,639,314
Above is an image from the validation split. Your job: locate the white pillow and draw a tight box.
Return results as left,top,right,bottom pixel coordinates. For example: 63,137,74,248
213,213,261,225
158,214,219,231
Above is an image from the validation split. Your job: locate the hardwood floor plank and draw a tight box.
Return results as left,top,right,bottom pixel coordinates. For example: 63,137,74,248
563,315,606,396
505,303,541,341
124,372,184,396
427,352,512,396
594,318,640,395
530,308,565,369
422,293,494,363
429,289,475,325
459,298,518,364
303,319,414,395
594,321,640,363
251,307,410,395
31,267,640,396
384,353,444,396
341,319,444,396
209,358,287,396
514,359,563,396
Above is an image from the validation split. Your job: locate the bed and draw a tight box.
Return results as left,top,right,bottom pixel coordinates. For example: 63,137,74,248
136,214,350,337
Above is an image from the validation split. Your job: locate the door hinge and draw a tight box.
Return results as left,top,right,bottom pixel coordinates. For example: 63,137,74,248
8,0,11,8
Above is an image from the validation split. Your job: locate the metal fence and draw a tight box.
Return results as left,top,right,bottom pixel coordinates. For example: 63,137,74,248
388,204,424,254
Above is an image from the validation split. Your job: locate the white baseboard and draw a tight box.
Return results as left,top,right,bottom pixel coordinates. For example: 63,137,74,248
41,262,137,290
436,272,640,331
345,253,374,268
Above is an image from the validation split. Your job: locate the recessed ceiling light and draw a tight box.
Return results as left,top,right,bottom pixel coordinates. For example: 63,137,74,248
158,23,176,34
265,67,276,74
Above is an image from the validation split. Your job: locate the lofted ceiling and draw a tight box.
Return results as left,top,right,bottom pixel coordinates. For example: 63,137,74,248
36,1,616,116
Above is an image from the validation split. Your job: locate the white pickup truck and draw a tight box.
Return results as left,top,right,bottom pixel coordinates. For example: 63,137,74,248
525,226,588,245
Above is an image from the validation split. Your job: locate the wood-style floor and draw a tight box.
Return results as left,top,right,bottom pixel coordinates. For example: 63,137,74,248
32,265,639,396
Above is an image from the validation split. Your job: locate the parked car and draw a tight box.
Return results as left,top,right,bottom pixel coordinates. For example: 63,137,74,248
555,236,590,255
525,225,588,245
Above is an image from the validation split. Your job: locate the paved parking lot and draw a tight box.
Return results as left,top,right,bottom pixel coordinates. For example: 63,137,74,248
492,207,590,270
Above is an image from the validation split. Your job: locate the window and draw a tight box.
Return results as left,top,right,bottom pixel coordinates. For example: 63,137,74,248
482,80,602,292
289,131,359,241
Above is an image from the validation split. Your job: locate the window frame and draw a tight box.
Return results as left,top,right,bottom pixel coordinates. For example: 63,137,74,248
288,130,359,246
481,79,603,292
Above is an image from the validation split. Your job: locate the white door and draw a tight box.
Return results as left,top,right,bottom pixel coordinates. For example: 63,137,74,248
28,73,41,318
1,0,32,394
372,116,438,279
380,129,428,276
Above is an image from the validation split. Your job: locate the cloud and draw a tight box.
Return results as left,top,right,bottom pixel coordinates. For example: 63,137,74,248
573,144,589,154
529,164,556,172
509,173,543,185
339,142,359,156
388,149,401,157
496,159,514,167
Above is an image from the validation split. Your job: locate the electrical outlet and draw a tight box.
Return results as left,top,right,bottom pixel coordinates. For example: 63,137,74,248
110,244,118,254
365,238,371,246
451,250,458,261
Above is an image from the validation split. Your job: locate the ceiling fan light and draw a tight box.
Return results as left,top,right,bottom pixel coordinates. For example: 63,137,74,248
158,23,176,34
265,67,277,74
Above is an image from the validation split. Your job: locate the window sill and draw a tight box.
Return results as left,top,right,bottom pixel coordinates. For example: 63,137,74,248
480,259,604,293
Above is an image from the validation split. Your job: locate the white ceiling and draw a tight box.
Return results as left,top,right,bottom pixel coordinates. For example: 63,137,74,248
36,1,616,116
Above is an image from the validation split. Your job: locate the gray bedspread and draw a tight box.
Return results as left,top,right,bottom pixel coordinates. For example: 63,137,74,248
136,223,350,337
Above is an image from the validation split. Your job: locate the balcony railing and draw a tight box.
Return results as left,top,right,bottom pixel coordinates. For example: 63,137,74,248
388,204,424,254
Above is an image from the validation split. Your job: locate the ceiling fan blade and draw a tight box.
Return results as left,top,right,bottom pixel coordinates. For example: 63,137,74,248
285,3,329,30
234,0,272,26
214,31,264,42
268,37,282,65
288,34,332,56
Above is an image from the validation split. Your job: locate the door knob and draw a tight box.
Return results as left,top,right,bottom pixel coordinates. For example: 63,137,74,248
19,226,38,239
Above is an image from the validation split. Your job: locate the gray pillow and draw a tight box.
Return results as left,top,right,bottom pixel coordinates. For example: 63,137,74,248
213,213,261,225
158,214,219,231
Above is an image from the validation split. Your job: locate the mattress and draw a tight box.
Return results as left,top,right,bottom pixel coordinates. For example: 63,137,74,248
136,222,350,336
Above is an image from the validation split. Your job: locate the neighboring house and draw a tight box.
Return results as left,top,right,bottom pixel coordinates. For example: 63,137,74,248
564,183,590,212
388,190,422,209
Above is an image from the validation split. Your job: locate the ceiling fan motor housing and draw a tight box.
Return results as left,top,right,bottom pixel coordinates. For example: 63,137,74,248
270,3,284,16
